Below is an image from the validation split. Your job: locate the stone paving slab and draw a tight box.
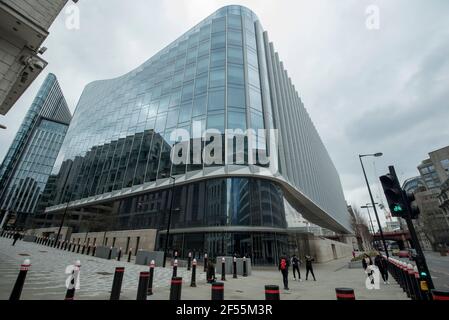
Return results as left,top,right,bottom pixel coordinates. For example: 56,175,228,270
0,237,409,300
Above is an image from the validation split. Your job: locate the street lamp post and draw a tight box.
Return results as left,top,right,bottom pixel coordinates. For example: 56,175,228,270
359,153,389,258
162,174,176,268
361,204,376,235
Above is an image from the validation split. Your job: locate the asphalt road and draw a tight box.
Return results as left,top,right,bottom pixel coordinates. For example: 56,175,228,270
424,251,449,291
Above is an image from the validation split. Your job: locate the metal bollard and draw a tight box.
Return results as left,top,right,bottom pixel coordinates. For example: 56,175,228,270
86,245,91,256
117,248,122,261
92,244,96,256
173,259,178,278
407,263,418,300
71,241,76,252
335,288,355,300
187,252,192,271
243,256,248,277
265,285,280,300
64,241,68,251
65,260,81,300
148,260,155,295
190,259,197,287
110,267,125,300
9,259,31,300
169,277,183,300
221,257,226,281
76,243,81,254
204,253,208,272
431,289,449,300
128,248,132,262
136,272,149,300
233,256,237,279
107,246,112,260
81,244,86,255
211,282,224,300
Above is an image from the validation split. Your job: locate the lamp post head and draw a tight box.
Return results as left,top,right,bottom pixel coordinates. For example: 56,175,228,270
374,152,383,157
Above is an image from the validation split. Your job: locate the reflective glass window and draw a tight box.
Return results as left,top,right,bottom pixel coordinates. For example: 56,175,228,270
181,82,194,102
158,96,170,113
169,90,181,107
228,111,246,130
197,55,209,74
249,87,262,112
228,86,245,108
248,67,260,88
184,63,196,81
247,48,258,68
211,17,226,33
178,102,192,123
228,14,242,29
246,31,256,49
207,113,224,132
198,40,210,56
148,102,158,118
194,74,208,95
209,68,225,88
172,72,183,88
193,95,207,116
211,32,225,49
155,113,167,133
227,46,243,64
166,109,179,128
228,30,243,46
227,64,244,85
207,89,225,111
210,49,225,68
199,24,211,41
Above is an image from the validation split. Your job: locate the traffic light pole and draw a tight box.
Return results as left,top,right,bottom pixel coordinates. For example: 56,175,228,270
388,166,434,290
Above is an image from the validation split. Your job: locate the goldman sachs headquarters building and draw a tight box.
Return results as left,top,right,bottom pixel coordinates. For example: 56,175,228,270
34,6,351,264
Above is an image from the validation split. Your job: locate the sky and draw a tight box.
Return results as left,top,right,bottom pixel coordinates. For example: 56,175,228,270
1,0,448,229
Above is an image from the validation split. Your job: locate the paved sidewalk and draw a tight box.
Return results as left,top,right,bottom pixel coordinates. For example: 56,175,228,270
0,237,408,300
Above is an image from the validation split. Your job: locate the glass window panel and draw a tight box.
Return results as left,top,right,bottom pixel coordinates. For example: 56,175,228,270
227,64,244,85
186,48,197,64
210,49,225,68
246,31,256,49
207,113,224,132
194,74,208,95
198,40,210,56
193,95,207,116
228,111,246,130
197,55,209,74
247,48,258,67
166,109,179,128
209,68,225,88
184,63,196,81
228,14,242,29
250,110,264,130
199,24,211,41
178,102,192,123
248,67,260,88
211,32,225,49
155,113,167,133
158,96,170,113
172,72,183,88
181,82,194,102
207,89,225,111
228,30,243,46
249,87,262,111
148,102,158,118
227,46,243,64
228,86,245,108
211,17,226,33
169,90,181,107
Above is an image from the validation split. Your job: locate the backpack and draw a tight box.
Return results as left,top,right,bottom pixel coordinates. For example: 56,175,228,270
280,258,287,270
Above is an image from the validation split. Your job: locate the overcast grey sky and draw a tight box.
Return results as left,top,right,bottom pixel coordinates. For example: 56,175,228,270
1,0,448,227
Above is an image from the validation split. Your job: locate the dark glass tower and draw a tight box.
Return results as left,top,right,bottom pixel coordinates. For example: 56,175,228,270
37,6,349,263
0,73,71,228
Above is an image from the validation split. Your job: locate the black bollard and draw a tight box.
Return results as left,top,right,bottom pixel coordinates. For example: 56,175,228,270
107,246,112,260
173,259,178,278
9,259,31,300
64,260,81,300
117,248,122,261
71,241,76,252
76,243,81,254
64,241,68,250
92,244,96,257
128,248,132,262
136,271,149,300
335,288,355,300
148,260,155,295
413,266,424,301
190,259,197,287
243,256,248,277
81,244,86,255
110,267,125,300
169,277,183,300
211,281,224,300
86,245,91,256
221,257,226,281
265,285,280,300
187,252,192,271
233,256,237,279
204,253,208,272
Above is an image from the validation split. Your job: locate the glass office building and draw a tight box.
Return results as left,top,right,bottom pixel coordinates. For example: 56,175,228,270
37,6,350,263
0,73,71,228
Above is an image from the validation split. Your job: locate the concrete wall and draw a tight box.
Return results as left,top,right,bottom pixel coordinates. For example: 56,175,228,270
25,226,71,241
68,229,158,256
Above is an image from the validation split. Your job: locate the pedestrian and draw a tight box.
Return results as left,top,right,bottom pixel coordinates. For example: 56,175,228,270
206,259,216,283
362,253,374,284
374,252,389,284
291,254,302,281
12,231,20,246
352,250,356,259
305,255,316,281
278,254,290,290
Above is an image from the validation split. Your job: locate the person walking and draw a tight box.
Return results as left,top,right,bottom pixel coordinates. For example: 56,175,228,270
362,253,374,284
374,253,389,284
305,255,316,281
12,231,20,246
206,259,216,283
278,254,290,290
291,254,302,281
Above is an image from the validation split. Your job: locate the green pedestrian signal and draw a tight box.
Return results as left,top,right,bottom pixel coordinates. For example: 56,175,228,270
393,205,403,212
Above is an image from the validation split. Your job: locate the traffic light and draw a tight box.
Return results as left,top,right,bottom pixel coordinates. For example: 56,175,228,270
379,173,406,217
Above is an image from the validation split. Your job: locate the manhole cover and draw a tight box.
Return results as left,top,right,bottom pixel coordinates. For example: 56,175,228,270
235,290,244,293
96,272,113,275
18,253,30,256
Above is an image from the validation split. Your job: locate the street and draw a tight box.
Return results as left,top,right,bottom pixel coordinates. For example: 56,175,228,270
424,251,449,291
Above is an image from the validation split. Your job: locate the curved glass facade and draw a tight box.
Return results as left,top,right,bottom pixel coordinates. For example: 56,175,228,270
37,6,351,263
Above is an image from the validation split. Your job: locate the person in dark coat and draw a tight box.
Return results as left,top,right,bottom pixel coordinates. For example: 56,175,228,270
12,231,20,246
278,254,290,290
374,253,389,284
305,255,316,281
206,259,216,283
291,254,302,281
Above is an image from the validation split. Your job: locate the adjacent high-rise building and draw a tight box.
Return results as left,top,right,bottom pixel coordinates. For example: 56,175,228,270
0,73,71,228
0,0,69,115
35,6,350,263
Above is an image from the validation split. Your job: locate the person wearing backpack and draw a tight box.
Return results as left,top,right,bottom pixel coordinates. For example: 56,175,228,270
291,254,302,281
278,254,290,290
305,255,316,281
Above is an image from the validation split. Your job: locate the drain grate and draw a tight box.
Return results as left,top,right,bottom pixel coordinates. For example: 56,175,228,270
18,253,30,256
96,271,113,276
